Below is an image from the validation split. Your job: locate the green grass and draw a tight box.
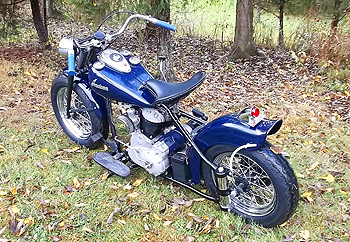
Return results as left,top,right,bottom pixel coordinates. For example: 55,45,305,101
1,48,350,242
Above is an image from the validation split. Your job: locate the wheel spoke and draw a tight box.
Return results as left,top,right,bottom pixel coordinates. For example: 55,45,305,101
213,151,276,216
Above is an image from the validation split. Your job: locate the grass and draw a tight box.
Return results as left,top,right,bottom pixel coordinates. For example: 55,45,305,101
1,45,350,242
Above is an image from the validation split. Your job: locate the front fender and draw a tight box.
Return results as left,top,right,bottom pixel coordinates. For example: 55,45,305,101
189,113,282,184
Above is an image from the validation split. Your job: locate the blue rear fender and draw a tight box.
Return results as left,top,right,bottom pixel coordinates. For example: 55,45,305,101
188,113,282,184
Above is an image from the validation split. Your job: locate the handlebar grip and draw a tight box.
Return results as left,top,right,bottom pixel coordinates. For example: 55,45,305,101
67,50,75,76
156,20,177,31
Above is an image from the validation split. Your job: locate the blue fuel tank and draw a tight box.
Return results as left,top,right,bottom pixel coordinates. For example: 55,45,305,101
88,49,156,107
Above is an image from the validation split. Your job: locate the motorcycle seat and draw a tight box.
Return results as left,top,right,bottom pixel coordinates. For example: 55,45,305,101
145,71,207,105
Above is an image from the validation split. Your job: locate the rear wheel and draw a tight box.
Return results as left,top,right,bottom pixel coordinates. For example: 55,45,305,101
201,143,299,227
51,73,108,148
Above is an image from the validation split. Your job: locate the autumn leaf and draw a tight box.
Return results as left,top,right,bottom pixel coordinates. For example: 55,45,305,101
299,230,310,241
132,179,145,187
99,172,109,181
24,216,34,226
11,187,17,195
163,220,174,226
306,162,320,172
73,177,81,189
152,213,162,221
127,192,141,198
0,190,7,196
301,191,314,203
339,189,348,195
82,227,94,233
41,148,50,155
319,173,335,183
8,205,20,216
0,144,5,153
118,219,126,225
296,173,305,178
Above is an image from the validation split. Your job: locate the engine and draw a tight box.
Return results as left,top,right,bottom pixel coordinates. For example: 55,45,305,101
115,104,187,176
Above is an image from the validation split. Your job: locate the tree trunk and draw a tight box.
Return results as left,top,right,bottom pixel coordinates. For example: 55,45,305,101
229,0,258,60
30,0,50,48
46,0,53,17
254,5,261,23
152,0,176,82
330,0,341,37
278,0,285,48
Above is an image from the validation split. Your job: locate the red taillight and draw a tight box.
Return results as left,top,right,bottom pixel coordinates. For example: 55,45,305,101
251,107,260,118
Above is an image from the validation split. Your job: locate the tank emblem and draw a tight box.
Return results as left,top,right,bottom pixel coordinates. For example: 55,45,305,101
91,79,109,91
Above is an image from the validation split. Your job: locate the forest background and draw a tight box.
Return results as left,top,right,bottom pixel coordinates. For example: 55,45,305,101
1,0,350,241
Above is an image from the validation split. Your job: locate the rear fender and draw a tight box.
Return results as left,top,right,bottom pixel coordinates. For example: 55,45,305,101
188,113,282,184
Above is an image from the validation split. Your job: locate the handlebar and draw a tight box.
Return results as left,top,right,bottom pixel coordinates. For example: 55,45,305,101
110,13,176,39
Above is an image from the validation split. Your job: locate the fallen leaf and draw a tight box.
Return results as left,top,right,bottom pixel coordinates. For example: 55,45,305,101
0,226,6,236
132,179,145,187
10,187,17,195
0,190,7,196
299,230,310,241
117,219,126,225
163,220,174,226
106,206,120,224
301,192,314,203
82,227,94,233
153,213,162,221
73,177,81,189
296,173,305,178
0,144,5,153
127,192,141,198
60,160,72,165
124,183,132,190
319,173,335,183
74,203,88,207
8,205,19,216
183,235,195,242
23,216,34,226
99,172,109,181
199,217,216,235
36,162,45,169
187,213,203,223
340,188,348,195
185,220,193,230
307,162,320,171
41,149,50,155
59,221,65,227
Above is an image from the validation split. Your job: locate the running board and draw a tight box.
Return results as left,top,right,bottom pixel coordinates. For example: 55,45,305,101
94,152,130,178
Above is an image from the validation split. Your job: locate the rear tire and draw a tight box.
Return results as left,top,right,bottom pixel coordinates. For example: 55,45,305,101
51,73,108,149
201,143,299,227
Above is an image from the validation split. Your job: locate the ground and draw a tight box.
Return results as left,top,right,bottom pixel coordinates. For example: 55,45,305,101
1,27,350,242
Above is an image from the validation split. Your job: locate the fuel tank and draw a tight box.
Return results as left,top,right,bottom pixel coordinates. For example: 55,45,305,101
88,49,156,107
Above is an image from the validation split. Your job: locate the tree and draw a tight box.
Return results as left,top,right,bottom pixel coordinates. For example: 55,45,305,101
134,0,176,82
152,0,176,82
329,0,350,37
229,0,259,59
30,0,50,48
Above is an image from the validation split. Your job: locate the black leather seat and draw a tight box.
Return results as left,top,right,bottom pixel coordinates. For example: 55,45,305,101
145,71,207,106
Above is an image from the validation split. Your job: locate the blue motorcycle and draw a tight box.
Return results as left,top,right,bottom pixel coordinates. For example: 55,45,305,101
51,11,299,227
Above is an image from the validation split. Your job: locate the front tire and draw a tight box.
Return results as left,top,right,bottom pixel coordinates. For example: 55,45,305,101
201,143,299,227
51,73,108,149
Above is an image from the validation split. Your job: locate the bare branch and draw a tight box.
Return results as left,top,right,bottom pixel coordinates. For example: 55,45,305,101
255,3,279,18
0,0,26,5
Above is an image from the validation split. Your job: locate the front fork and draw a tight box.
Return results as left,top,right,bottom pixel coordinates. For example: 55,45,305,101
66,75,74,118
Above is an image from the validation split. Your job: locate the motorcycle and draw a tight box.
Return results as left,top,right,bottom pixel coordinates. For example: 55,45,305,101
51,11,299,228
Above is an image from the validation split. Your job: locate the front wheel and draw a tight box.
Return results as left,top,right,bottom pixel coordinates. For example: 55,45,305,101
51,73,108,148
201,143,299,227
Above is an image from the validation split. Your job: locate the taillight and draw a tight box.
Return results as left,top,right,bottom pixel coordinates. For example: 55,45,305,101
251,107,260,118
